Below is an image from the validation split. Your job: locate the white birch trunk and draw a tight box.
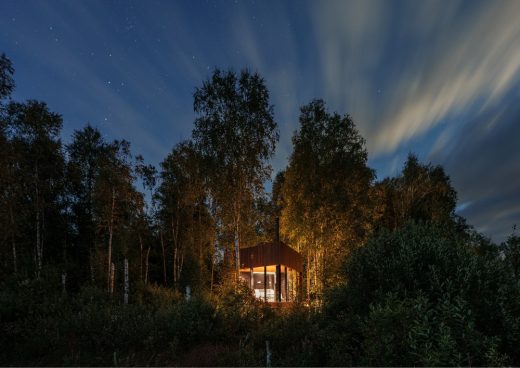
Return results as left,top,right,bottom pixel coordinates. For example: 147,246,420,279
139,234,143,281
172,212,179,287
234,200,241,282
89,249,95,283
107,188,115,291
62,271,67,294
36,187,41,278
160,231,166,284
123,258,129,304
9,205,17,275
110,262,115,296
266,340,272,367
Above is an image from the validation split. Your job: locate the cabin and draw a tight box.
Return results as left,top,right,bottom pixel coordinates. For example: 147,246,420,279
239,220,303,303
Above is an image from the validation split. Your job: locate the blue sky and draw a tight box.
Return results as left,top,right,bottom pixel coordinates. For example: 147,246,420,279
1,0,519,242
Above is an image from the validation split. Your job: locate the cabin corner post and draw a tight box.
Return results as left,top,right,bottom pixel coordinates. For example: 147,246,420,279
276,264,281,302
284,266,288,302
264,265,267,302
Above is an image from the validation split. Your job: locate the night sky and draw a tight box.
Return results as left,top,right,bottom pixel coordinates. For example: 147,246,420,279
1,0,519,242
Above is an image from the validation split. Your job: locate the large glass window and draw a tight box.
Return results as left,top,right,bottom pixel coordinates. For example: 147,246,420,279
252,272,275,302
239,266,298,302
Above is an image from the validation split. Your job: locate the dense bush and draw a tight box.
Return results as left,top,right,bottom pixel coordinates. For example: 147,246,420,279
323,222,520,366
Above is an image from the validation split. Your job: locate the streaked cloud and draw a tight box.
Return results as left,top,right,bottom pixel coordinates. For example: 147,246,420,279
311,0,520,156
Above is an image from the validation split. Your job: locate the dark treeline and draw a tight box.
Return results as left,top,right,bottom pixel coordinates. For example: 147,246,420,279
1,53,520,366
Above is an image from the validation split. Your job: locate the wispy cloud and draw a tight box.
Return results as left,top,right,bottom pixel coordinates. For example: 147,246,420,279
311,0,520,156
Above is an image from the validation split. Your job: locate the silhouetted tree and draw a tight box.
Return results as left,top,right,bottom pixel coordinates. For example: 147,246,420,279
373,154,457,230
5,100,65,278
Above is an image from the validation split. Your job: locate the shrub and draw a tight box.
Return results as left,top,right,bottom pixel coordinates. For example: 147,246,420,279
325,222,520,365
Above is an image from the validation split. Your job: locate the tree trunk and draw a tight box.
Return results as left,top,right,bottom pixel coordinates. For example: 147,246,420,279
144,246,151,285
314,249,318,303
179,251,184,283
35,167,42,278
89,249,95,283
123,258,129,304
210,247,215,293
198,205,202,261
172,211,180,287
62,271,67,294
110,262,115,296
306,251,311,303
233,198,241,285
234,216,240,281
9,204,17,275
107,188,115,291
266,340,272,367
160,230,167,284
139,234,143,281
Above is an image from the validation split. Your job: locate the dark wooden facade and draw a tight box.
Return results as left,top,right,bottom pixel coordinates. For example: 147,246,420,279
239,241,303,272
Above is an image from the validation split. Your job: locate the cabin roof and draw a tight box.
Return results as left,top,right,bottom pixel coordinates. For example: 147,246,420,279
239,241,303,272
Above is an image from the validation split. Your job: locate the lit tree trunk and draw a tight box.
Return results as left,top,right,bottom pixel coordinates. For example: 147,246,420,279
198,206,203,282
198,207,206,284
160,230,167,284
107,188,115,292
210,245,215,293
306,251,311,303
313,248,318,303
123,258,129,304
234,196,242,283
172,212,179,287
173,242,177,286
234,215,240,280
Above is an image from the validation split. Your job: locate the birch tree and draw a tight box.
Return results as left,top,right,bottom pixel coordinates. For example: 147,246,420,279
93,139,136,292
192,69,278,280
280,100,374,303
66,125,107,284
5,100,64,278
134,155,157,284
0,54,17,276
155,141,215,291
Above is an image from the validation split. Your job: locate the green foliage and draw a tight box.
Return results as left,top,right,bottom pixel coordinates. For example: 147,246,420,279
360,293,491,366
281,99,375,301
373,154,458,230
192,68,278,274
502,230,520,277
213,281,270,336
0,53,15,102
324,223,520,366
255,306,321,366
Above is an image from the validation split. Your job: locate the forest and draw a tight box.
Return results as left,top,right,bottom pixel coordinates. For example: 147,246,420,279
1,51,520,366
